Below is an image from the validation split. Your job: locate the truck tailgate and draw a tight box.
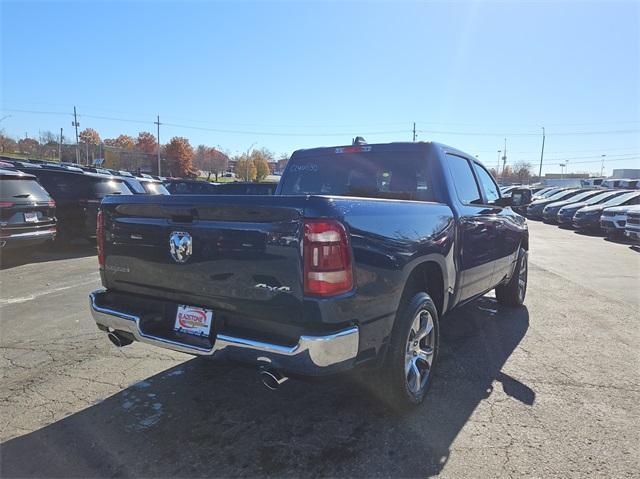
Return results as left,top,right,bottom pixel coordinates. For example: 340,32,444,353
100,195,309,337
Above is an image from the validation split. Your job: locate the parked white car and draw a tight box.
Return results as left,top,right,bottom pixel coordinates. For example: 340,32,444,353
624,205,640,243
600,205,636,238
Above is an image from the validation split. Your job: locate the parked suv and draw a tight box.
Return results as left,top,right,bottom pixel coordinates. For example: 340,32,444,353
541,189,600,223
212,182,277,195
600,205,634,238
526,189,583,219
0,168,56,250
624,206,640,243
573,191,640,231
18,167,132,240
118,176,170,195
164,179,219,195
556,190,628,226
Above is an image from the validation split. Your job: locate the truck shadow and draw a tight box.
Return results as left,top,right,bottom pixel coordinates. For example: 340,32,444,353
0,240,95,270
0,297,531,478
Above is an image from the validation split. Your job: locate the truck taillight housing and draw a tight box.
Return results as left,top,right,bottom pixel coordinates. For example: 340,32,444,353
96,210,105,268
303,220,353,296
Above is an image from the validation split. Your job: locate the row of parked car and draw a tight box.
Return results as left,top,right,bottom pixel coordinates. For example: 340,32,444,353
501,184,640,243
0,157,276,253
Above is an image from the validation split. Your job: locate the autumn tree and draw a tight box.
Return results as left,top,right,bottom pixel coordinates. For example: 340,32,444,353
136,131,157,154
250,148,273,181
194,145,229,181
0,133,18,153
79,128,101,146
164,137,194,177
104,134,135,150
235,155,257,181
253,157,270,181
18,138,39,156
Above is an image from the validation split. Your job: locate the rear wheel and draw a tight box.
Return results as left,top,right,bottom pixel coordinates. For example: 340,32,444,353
380,292,439,409
495,248,528,306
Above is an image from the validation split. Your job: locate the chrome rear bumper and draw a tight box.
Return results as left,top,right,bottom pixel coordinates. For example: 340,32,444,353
89,290,359,375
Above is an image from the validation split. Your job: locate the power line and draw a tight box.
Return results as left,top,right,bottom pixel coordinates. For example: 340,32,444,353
3,107,640,138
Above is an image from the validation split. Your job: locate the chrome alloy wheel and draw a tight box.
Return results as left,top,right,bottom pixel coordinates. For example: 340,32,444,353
405,310,435,394
518,252,528,303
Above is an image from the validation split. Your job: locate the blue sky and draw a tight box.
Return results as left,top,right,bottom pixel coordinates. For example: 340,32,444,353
1,0,639,175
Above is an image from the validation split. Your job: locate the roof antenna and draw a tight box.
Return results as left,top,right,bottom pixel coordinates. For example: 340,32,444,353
352,136,367,146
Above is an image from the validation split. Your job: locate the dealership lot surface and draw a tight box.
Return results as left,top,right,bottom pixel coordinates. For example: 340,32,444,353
1,221,638,478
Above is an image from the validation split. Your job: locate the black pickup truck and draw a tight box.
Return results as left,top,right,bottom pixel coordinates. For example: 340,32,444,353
90,141,528,408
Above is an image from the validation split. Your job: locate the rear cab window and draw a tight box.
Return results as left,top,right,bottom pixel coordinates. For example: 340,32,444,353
280,150,435,201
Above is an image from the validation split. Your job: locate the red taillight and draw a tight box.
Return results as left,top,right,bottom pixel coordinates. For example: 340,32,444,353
96,210,105,268
48,200,56,208
303,220,353,296
0,202,14,208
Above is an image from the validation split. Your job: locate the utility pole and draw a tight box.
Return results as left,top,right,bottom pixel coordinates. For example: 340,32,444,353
538,127,545,180
501,138,507,176
154,115,161,176
601,154,606,177
58,128,63,161
496,150,501,178
412,122,416,142
72,106,80,164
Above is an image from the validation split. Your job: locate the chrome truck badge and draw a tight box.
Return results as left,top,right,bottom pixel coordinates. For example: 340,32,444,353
169,231,192,263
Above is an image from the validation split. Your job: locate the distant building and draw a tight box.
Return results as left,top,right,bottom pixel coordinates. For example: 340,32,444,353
612,169,640,179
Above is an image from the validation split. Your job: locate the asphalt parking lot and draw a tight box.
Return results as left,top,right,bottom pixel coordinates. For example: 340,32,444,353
1,221,639,478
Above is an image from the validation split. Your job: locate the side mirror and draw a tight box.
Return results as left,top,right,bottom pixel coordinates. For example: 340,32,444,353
493,196,512,207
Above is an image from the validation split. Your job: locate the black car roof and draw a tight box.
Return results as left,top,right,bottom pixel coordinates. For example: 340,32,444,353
0,168,36,179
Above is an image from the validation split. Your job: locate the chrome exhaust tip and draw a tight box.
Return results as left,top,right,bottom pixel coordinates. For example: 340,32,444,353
107,331,132,348
259,368,288,390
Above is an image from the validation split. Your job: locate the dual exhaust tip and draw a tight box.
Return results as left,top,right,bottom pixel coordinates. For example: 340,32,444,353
106,332,288,390
107,331,133,348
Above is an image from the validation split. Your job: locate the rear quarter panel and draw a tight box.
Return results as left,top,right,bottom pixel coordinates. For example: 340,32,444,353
303,196,455,358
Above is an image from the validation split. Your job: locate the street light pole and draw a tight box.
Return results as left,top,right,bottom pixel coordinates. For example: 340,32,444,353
154,115,161,176
72,106,80,164
601,154,606,177
538,127,545,180
496,150,501,179
58,128,63,161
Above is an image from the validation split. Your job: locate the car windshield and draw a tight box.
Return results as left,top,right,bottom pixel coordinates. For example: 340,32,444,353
602,191,639,207
564,190,596,202
544,189,576,201
584,191,619,205
0,178,51,201
280,151,435,201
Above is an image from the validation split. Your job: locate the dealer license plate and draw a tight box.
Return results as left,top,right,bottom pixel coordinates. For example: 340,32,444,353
24,212,38,223
174,305,213,337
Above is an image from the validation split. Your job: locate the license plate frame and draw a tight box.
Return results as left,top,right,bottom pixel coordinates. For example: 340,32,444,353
24,212,38,223
174,305,214,337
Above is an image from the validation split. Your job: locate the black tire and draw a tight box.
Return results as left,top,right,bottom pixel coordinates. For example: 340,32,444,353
379,292,440,410
495,247,528,306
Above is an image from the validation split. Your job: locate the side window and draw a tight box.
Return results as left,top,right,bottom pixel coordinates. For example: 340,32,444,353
446,154,482,205
473,163,500,204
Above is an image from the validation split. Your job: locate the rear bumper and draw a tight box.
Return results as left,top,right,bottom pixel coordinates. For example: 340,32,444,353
89,290,360,376
0,227,56,248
